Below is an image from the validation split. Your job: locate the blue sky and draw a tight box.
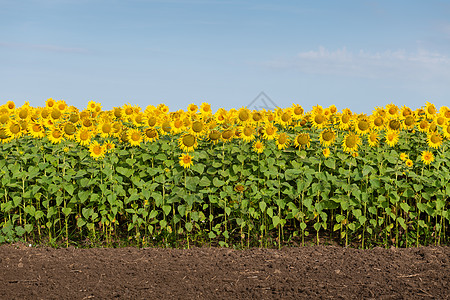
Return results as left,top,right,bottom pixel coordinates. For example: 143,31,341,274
1,0,449,113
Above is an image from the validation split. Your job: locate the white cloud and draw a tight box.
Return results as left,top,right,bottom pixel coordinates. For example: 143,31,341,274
261,46,450,81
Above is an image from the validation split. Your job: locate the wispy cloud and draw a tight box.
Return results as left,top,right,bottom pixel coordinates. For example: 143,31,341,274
0,42,88,54
260,46,450,81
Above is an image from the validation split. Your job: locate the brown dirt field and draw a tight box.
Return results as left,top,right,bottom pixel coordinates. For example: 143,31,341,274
0,244,448,299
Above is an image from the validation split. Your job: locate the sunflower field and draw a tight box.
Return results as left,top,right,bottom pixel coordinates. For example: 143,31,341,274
0,99,449,248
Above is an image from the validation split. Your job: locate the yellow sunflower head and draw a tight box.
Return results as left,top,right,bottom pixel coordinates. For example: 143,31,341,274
179,153,194,169
127,128,143,147
276,132,290,150
252,139,265,153
179,133,197,152
421,150,434,165
427,132,443,149
319,129,336,147
89,141,106,160
343,132,361,153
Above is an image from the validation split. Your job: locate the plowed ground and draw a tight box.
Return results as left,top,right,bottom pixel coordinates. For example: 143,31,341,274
0,244,448,299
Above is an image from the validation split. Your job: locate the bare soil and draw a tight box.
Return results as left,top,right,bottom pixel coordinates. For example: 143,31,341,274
0,244,448,299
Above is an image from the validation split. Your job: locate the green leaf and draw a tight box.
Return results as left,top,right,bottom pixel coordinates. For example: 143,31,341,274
259,201,267,212
185,222,193,232
300,222,307,231
198,176,211,187
62,207,72,216
162,205,171,216
191,163,205,174
212,177,225,187
64,184,75,196
400,202,410,213
185,176,199,191
272,216,281,228
24,224,33,233
77,218,86,228
362,165,374,177
324,159,335,170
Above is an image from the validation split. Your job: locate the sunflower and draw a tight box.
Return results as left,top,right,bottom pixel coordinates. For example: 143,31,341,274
50,108,62,121
262,123,277,140
170,118,185,134
291,104,304,120
294,133,310,149
425,102,437,119
386,103,399,118
251,110,263,124
237,107,251,123
221,129,234,143
418,119,429,132
435,115,446,127
127,128,143,147
179,133,198,152
250,139,264,153
113,107,123,119
0,128,13,143
278,109,293,127
400,106,413,118
319,129,336,147
186,103,198,115
62,122,77,140
367,131,379,147
27,122,46,138
190,120,206,137
400,153,408,161
68,112,80,124
387,119,401,131
56,100,68,112
338,113,352,130
403,115,415,130
145,115,158,128
311,112,328,129
104,140,116,152
17,105,31,121
45,98,56,109
131,112,145,127
276,132,290,150
385,130,399,147
98,120,113,138
427,132,443,149
421,150,434,165
405,159,413,168
234,184,246,193
241,125,255,142
143,128,158,143
200,102,212,117
76,128,92,146
342,132,361,153
355,116,371,135
157,103,169,114
443,124,450,139
111,122,123,137
208,130,221,145
371,115,385,131
322,148,331,158
47,127,64,144
89,141,106,160
5,121,23,138
179,153,193,169
215,108,228,124
0,112,9,125
122,103,135,121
